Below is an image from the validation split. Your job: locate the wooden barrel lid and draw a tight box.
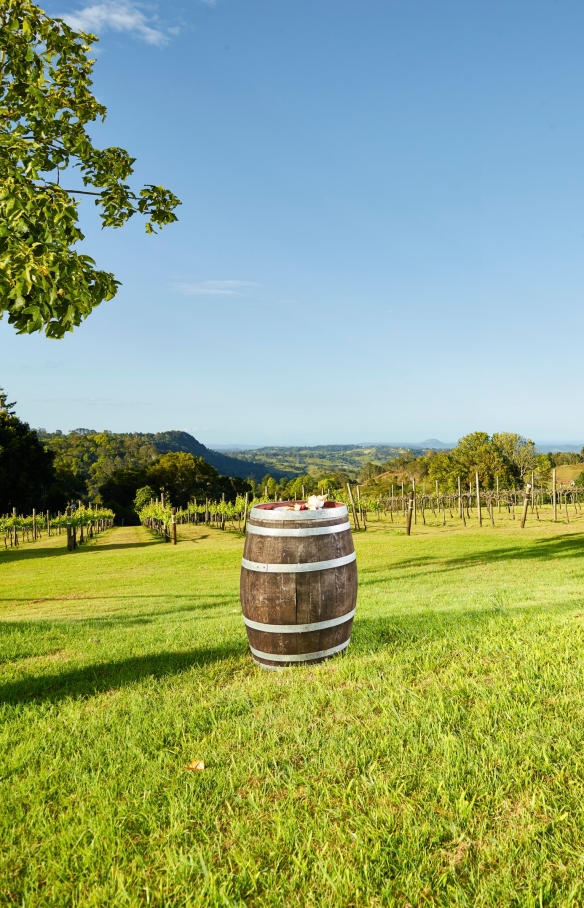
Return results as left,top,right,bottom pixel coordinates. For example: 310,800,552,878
249,501,348,522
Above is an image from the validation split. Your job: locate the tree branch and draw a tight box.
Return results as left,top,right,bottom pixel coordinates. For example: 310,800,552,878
35,185,104,196
61,189,103,196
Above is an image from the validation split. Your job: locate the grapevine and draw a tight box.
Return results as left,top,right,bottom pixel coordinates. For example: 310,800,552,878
1,505,114,548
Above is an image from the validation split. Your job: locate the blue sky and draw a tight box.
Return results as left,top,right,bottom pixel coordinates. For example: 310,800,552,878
2,0,584,446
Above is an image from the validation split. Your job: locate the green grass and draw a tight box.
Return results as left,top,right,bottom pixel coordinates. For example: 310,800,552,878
2,509,584,906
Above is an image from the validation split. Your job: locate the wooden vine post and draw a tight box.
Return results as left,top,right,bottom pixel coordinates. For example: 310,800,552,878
242,492,249,534
475,472,482,527
347,484,360,530
552,468,557,522
412,478,417,524
171,507,177,545
66,506,74,552
405,490,414,536
520,482,532,529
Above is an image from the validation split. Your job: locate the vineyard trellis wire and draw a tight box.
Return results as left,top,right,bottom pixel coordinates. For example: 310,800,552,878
139,478,582,542
334,480,582,531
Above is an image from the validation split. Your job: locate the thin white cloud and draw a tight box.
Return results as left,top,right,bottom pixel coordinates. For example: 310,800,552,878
62,2,169,46
173,280,260,297
28,396,151,407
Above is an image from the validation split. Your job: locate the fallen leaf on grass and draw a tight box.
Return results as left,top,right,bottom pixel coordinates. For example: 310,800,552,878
185,760,205,771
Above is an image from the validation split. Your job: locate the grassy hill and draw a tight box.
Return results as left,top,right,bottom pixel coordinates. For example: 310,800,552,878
3,510,584,903
554,463,584,484
224,443,420,479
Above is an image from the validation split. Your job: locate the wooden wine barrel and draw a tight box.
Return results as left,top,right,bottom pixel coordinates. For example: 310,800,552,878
240,501,357,669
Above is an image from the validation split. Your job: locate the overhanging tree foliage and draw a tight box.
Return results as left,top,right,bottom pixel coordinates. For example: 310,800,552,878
0,0,180,338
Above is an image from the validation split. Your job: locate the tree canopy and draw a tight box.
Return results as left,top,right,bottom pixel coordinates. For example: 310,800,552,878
146,453,220,507
491,433,536,480
0,387,55,512
426,432,536,491
0,0,180,337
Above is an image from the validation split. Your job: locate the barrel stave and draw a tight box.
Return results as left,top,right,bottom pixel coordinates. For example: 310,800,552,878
240,572,298,625
241,561,357,625
246,614,355,667
243,525,354,566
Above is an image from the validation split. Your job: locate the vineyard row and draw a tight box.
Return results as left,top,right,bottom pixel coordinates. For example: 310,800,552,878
138,477,577,541
1,505,115,550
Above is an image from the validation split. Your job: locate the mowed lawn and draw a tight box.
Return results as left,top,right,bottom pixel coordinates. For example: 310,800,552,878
2,511,584,906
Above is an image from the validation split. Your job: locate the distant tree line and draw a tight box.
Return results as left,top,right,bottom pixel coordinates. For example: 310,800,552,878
0,389,55,514
102,454,252,524
359,432,584,491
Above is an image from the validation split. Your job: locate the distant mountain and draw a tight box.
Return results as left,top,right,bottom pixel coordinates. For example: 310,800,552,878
213,439,455,452
361,439,454,450
144,432,292,481
208,444,261,452
415,438,454,450
536,443,584,454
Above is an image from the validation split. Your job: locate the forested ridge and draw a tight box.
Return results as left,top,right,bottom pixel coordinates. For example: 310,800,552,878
37,429,288,495
27,429,289,522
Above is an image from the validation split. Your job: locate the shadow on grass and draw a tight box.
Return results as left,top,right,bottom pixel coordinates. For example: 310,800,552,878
0,592,235,606
0,532,224,563
0,642,248,704
94,534,213,551
0,539,161,563
0,596,239,634
0,606,239,665
4,598,578,706
359,532,584,583
78,540,164,551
